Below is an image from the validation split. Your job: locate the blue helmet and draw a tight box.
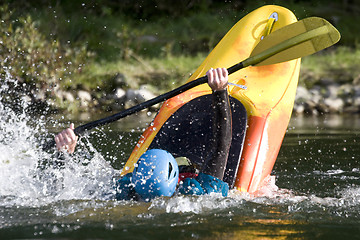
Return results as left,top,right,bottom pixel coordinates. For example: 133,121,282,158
132,149,179,200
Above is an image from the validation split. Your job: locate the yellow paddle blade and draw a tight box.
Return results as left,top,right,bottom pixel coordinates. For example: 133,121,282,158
244,17,341,67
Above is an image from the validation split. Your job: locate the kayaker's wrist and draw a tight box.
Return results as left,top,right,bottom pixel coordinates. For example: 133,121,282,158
212,89,228,96
212,89,227,93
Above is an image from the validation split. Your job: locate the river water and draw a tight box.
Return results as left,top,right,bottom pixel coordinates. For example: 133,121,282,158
1,84,360,239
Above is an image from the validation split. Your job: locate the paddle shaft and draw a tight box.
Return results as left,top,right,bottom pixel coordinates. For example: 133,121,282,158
74,62,244,135
41,62,243,150
42,62,243,151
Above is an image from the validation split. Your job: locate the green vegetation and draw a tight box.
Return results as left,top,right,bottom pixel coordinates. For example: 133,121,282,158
1,0,359,113
301,47,360,88
0,5,89,113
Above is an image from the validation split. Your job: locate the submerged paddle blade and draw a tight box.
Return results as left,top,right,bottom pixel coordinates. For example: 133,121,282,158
244,17,341,67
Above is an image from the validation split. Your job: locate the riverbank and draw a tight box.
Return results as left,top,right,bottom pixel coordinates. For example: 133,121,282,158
49,46,360,116
5,47,360,116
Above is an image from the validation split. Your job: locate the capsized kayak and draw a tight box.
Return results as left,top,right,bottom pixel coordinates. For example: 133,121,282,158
121,5,301,193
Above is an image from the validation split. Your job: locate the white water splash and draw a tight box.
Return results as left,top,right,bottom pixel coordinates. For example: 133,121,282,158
0,72,119,207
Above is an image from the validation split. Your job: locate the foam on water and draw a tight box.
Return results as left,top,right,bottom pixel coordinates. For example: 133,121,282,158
142,174,360,221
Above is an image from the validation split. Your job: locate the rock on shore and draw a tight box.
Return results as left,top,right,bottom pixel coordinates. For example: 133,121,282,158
294,83,360,114
54,85,159,113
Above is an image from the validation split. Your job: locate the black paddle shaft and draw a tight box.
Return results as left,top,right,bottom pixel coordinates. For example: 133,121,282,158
42,61,244,150
74,62,244,135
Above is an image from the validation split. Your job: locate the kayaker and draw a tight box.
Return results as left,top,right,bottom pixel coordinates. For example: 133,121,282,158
55,68,232,200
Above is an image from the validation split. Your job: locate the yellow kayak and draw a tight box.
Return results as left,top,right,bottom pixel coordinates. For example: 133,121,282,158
121,5,301,193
